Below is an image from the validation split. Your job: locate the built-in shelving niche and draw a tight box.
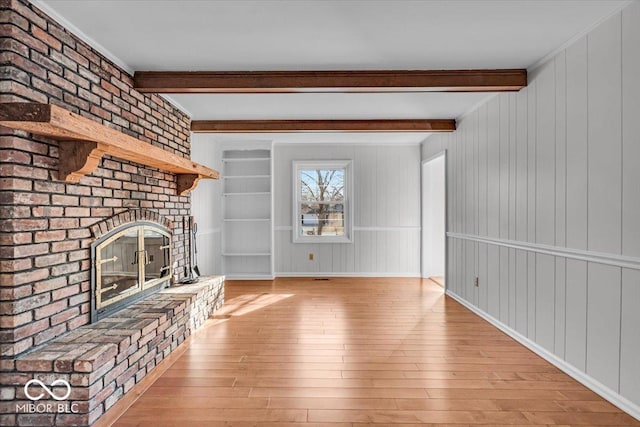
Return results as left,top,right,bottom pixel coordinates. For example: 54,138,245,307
221,149,274,279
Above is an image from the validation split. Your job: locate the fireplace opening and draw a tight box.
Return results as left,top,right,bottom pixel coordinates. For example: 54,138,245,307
91,221,172,322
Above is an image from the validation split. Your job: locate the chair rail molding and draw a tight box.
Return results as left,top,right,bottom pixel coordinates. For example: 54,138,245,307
447,232,640,271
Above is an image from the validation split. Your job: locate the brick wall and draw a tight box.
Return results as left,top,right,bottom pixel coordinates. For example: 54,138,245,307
0,0,193,360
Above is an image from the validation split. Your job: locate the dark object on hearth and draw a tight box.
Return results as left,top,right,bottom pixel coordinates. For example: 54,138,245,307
192,219,201,277
180,215,200,284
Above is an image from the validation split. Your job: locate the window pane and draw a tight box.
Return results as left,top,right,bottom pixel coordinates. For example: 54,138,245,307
299,202,345,236
293,160,351,243
143,229,171,282
300,169,344,202
99,230,139,304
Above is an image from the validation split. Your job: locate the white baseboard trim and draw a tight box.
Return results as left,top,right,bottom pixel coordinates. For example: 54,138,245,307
274,226,420,232
275,272,421,278
224,274,275,280
445,290,640,422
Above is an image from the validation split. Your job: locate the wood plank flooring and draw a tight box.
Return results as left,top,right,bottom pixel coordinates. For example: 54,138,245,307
111,277,640,426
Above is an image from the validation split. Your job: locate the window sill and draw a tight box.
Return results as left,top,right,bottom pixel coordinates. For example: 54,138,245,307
293,236,353,244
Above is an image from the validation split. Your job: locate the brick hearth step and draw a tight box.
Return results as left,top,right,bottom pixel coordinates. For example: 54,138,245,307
7,276,224,427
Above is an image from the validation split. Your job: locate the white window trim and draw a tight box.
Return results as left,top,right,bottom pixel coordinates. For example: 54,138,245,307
292,160,353,244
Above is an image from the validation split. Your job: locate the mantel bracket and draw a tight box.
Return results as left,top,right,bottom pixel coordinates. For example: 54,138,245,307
177,174,201,196
58,140,107,183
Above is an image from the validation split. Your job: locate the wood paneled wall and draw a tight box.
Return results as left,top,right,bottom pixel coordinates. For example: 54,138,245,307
422,2,640,413
274,144,421,276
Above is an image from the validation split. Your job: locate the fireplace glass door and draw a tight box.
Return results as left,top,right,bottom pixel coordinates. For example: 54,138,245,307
143,228,172,283
94,223,171,316
98,228,140,304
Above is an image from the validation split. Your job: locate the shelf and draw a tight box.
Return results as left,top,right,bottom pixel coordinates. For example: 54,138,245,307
223,192,270,196
0,102,219,194
224,218,270,222
223,175,270,179
223,253,271,257
222,158,270,163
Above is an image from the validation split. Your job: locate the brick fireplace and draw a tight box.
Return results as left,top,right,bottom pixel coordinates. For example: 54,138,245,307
0,1,223,425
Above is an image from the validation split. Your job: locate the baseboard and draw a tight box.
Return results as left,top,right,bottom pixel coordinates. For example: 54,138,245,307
224,274,275,280
275,272,422,278
445,290,640,422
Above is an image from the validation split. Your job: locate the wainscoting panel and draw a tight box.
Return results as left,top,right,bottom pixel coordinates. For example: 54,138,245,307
565,258,588,371
275,229,420,276
621,268,640,406
586,263,621,392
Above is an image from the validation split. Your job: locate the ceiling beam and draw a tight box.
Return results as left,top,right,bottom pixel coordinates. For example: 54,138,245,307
134,69,526,93
190,119,455,133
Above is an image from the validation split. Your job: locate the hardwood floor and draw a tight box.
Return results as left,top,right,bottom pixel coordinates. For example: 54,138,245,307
427,277,445,288
111,278,639,426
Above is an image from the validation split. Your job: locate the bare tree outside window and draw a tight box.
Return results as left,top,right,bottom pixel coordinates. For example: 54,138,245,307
293,160,351,243
300,168,345,236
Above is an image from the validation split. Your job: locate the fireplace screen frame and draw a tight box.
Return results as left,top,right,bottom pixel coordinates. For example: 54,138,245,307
91,221,172,322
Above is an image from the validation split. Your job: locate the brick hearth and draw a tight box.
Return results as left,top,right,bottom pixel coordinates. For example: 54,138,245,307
7,277,223,426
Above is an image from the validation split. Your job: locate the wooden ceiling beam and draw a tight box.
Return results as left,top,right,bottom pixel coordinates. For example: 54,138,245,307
190,119,456,133
134,69,527,93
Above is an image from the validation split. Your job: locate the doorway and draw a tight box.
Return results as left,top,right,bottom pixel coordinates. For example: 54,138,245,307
421,152,446,288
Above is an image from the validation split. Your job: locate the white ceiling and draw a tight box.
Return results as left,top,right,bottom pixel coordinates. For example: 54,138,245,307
171,92,493,121
38,0,628,144
198,132,431,146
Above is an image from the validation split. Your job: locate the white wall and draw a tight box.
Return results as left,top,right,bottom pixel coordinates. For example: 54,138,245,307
422,2,640,416
274,143,421,276
190,134,223,276
421,154,445,278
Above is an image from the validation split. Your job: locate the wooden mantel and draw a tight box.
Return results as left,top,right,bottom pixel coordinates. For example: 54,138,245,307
0,103,219,195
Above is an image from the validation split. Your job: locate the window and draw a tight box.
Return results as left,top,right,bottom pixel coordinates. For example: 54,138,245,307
293,160,352,243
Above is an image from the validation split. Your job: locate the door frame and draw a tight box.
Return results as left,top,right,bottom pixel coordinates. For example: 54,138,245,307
421,150,447,291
